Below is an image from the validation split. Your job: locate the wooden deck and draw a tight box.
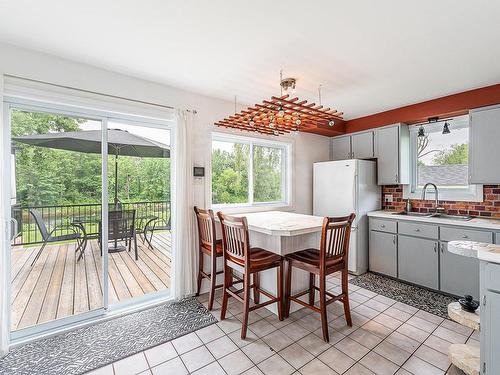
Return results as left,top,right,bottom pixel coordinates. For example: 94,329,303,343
10,231,171,331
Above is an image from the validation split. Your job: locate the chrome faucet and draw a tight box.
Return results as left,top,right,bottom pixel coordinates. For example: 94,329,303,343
421,183,443,214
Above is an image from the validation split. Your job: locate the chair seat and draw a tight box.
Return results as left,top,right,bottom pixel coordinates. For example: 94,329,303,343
229,247,282,270
49,233,81,242
201,239,223,256
286,249,343,269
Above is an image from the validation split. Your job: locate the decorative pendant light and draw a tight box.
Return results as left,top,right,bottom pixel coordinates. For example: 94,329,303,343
214,70,343,136
417,125,425,138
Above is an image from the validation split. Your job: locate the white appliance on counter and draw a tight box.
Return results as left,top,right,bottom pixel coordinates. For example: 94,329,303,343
313,159,380,275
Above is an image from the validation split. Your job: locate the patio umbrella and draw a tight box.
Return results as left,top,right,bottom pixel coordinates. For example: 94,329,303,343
12,129,170,206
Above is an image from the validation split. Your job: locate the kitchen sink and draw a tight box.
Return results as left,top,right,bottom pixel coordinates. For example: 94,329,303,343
395,211,473,221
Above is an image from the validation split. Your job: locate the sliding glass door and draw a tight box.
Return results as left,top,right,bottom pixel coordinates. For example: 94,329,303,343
5,99,172,340
9,106,105,332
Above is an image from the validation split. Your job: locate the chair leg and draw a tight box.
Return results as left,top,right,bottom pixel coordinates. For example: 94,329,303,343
241,272,251,339
220,266,231,321
277,260,284,321
207,254,217,311
319,274,329,342
31,242,47,266
309,273,315,306
253,272,260,304
134,234,138,260
342,269,352,327
285,260,292,318
196,252,204,297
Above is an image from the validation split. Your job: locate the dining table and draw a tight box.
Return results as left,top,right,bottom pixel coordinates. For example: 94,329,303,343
216,210,325,315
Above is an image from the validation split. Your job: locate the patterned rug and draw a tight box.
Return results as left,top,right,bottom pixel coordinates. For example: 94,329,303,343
0,297,217,375
349,272,457,318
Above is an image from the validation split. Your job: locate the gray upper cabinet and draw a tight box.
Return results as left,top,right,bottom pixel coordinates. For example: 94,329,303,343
470,105,500,184
331,135,351,160
351,131,374,159
375,124,409,185
440,242,479,299
398,235,439,289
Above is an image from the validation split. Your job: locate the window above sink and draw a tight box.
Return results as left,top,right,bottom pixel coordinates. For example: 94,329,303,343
404,115,483,202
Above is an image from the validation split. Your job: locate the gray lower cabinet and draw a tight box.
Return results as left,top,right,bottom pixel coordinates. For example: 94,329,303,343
439,242,480,299
398,235,439,289
481,261,500,375
369,231,397,277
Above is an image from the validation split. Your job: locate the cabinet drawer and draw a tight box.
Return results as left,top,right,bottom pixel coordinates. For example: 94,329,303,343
369,218,397,233
485,262,500,292
398,221,438,239
440,227,493,243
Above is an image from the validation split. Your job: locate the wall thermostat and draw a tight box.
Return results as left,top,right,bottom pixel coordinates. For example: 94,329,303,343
193,166,205,177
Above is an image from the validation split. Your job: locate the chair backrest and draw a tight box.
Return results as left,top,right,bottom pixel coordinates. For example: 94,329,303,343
194,206,216,250
320,214,356,267
30,209,50,242
217,212,250,264
108,209,136,240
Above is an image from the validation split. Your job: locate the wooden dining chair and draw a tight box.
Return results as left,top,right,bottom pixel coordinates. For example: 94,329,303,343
217,212,284,339
194,206,224,311
285,213,356,342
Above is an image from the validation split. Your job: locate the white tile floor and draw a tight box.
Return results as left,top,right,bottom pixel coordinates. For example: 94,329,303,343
86,272,472,375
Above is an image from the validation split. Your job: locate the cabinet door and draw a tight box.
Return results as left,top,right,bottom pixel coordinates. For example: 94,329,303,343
376,126,400,184
331,136,351,160
470,106,500,183
483,290,500,375
351,132,374,159
398,235,439,289
440,242,479,299
369,231,397,277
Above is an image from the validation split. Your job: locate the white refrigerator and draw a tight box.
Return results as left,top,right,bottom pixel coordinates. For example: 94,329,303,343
313,159,380,275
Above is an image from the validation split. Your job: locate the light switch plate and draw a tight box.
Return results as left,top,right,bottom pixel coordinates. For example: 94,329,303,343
384,194,393,203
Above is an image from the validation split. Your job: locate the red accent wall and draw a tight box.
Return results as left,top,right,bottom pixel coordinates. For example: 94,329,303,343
382,185,500,218
345,83,500,133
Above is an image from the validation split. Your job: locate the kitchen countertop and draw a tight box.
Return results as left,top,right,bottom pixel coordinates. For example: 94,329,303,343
231,211,324,236
368,210,500,231
448,240,500,264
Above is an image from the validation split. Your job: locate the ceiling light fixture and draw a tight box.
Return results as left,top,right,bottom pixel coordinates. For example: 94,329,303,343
215,71,343,136
417,125,425,138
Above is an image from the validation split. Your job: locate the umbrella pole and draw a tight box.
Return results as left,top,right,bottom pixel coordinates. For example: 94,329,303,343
114,150,119,250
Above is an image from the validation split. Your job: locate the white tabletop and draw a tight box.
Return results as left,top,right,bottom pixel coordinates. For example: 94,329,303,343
232,211,324,236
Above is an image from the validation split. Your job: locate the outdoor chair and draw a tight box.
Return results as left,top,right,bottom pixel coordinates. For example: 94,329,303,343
100,209,138,260
143,214,171,250
30,209,87,266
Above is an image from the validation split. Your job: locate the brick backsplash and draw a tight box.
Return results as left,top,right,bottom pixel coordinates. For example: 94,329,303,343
382,185,500,218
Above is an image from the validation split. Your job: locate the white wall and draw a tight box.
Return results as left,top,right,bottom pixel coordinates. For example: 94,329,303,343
0,42,330,214
0,42,331,300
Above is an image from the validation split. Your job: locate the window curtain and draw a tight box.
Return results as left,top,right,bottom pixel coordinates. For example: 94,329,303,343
172,109,197,299
0,76,10,357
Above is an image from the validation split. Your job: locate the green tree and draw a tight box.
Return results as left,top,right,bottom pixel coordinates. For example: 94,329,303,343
432,144,468,165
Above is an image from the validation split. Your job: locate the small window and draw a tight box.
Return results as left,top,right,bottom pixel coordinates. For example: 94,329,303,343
406,115,482,201
211,134,290,208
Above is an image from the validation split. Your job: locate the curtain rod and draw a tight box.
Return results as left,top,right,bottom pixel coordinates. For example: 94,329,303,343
4,74,197,113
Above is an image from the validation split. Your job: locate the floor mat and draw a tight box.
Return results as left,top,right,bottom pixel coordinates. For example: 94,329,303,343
0,297,217,375
349,272,456,318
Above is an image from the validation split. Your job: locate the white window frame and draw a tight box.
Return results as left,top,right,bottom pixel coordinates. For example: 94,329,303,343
210,132,292,212
404,119,483,202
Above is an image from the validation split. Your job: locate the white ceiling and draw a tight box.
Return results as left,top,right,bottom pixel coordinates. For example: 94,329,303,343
1,0,500,119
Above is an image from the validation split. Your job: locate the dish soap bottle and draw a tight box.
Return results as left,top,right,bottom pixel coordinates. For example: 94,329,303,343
405,198,412,213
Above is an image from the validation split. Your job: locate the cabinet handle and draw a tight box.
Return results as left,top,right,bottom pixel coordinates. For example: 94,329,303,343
433,243,437,253
441,243,445,253
415,228,421,232
380,224,385,228
462,235,469,239
393,235,396,245
483,295,487,306
395,173,398,182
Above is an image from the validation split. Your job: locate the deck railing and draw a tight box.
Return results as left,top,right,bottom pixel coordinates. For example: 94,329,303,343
12,201,170,246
